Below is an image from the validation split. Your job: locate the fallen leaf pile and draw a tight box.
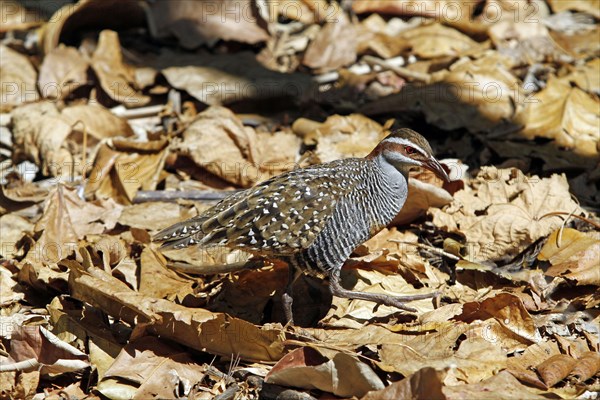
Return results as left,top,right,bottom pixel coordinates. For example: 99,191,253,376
1,0,598,399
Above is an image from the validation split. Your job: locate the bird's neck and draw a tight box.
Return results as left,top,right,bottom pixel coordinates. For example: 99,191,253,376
370,153,411,183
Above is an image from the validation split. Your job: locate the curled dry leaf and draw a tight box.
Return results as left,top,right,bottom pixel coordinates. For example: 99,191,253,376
40,0,146,54
517,76,600,157
0,45,39,111
69,264,285,362
0,325,89,375
265,346,384,397
97,336,206,399
443,370,550,400
379,336,507,385
362,53,525,134
455,293,541,344
37,45,89,100
26,185,122,266
91,30,150,107
61,104,134,142
536,354,577,387
85,140,168,204
398,23,486,59
303,3,357,72
10,102,73,179
175,106,260,187
430,167,584,261
570,352,600,382
0,214,33,260
145,0,268,48
361,367,445,400
539,228,600,286
138,247,195,300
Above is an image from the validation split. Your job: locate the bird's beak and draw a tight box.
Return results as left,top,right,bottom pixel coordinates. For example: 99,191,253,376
423,157,451,182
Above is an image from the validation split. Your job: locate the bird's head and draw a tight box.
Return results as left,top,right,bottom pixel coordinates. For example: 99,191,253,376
367,128,450,182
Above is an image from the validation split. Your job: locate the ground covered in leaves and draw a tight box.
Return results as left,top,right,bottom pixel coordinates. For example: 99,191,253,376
1,0,599,399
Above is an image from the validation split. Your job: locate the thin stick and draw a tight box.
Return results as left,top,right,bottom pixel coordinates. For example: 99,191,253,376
362,55,431,83
538,211,600,230
134,190,240,203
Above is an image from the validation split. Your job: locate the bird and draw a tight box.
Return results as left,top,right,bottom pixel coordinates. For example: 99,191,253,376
154,128,451,324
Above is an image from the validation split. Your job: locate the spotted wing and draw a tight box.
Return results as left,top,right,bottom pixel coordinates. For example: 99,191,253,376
154,159,366,255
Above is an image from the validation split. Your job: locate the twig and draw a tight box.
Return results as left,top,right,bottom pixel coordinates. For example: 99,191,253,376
538,211,600,230
362,55,431,83
134,190,240,203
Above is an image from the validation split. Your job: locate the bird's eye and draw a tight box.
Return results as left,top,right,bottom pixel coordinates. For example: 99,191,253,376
404,146,416,155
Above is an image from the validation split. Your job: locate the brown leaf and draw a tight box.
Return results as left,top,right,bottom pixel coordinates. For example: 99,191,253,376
548,0,600,18
444,370,550,399
430,167,584,261
362,53,525,134
570,352,600,382
145,0,268,48
539,228,600,286
61,104,134,142
97,336,206,399
399,23,486,59
379,336,507,385
68,264,285,362
138,247,194,299
37,45,89,100
40,0,146,54
517,76,600,157
265,346,384,397
10,102,73,179
536,354,577,387
176,107,260,187
361,367,446,400
456,293,541,344
91,30,150,107
303,3,357,72
1,325,89,374
85,141,168,204
0,45,39,111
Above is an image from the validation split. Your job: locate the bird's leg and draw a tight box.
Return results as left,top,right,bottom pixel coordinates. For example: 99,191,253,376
328,270,437,312
282,263,302,325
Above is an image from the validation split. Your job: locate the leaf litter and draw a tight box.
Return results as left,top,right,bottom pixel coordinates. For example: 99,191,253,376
0,1,599,398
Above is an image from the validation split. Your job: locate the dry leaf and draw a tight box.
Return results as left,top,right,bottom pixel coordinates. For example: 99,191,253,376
37,45,89,100
570,352,600,382
0,45,39,111
444,370,550,399
10,102,73,179
61,104,134,142
146,0,268,48
536,354,577,387
91,30,150,107
97,336,206,399
0,325,89,375
455,293,541,344
517,76,600,157
69,264,285,362
303,3,357,72
399,23,485,59
539,228,600,286
176,107,260,187
361,367,446,400
40,0,146,54
430,167,584,261
265,346,384,397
